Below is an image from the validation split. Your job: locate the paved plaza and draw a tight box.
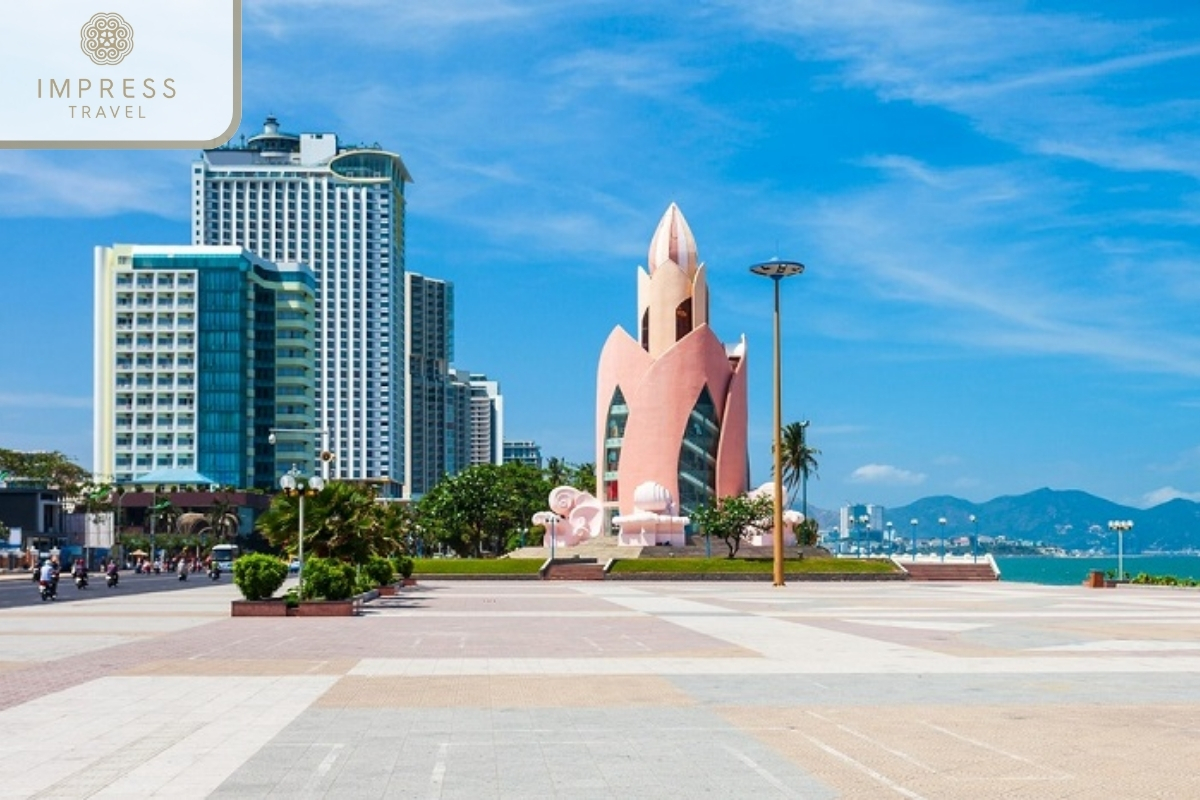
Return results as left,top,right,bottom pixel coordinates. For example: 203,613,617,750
2,577,1199,798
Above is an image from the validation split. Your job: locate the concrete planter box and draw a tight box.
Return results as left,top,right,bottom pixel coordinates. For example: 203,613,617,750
400,578,418,586
376,585,398,597
231,599,288,617
293,598,358,616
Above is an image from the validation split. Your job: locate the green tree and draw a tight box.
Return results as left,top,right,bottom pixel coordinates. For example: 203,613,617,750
570,462,597,496
690,493,774,558
776,421,820,520
257,481,388,564
543,458,597,496
0,449,90,492
795,518,820,548
419,462,551,557
545,457,570,487
203,491,239,545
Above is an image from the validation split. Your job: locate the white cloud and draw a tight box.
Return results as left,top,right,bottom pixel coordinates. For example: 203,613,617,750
788,156,1200,377
727,0,1200,179
849,463,927,486
1140,486,1200,507
0,152,187,219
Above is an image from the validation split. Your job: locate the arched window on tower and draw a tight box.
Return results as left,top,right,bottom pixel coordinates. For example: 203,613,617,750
675,298,693,342
603,387,629,503
677,385,720,515
640,310,649,351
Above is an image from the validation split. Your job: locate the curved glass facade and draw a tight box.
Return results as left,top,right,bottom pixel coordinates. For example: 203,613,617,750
602,387,628,503
677,385,720,514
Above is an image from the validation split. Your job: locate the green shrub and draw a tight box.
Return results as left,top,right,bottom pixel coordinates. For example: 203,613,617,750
301,556,356,600
363,555,395,587
393,554,414,579
232,553,288,601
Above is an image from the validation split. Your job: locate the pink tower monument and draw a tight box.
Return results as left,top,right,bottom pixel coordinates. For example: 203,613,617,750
595,203,749,543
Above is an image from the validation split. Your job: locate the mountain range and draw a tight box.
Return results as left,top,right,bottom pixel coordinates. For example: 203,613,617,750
805,488,1200,553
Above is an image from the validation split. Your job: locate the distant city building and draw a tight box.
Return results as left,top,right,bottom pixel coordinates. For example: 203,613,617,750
503,440,542,469
450,370,504,467
839,503,885,537
194,116,412,492
93,245,316,489
405,272,454,497
596,204,749,528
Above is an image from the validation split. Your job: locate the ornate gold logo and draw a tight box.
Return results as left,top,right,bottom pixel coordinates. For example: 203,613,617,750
80,12,134,66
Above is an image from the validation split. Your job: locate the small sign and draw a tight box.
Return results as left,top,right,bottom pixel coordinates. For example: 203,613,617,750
0,0,241,148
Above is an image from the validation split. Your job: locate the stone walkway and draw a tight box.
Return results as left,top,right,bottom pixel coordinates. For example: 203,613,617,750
2,579,1199,797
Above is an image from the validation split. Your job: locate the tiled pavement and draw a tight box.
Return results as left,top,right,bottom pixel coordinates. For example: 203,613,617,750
2,579,1200,798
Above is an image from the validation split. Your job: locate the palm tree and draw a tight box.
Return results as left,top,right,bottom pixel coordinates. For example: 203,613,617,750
258,481,388,564
775,421,820,521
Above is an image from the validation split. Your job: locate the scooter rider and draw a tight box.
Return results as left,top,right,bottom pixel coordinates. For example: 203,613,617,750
39,559,57,600
106,560,120,587
73,559,88,588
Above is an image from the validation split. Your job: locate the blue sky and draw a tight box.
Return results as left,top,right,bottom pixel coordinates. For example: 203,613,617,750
3,0,1200,511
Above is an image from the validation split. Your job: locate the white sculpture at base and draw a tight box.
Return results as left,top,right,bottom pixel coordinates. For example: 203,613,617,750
533,486,604,548
612,481,689,547
743,482,803,546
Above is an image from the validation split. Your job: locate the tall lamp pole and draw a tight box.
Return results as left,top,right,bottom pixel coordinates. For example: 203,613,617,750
750,259,805,587
938,517,947,562
1107,519,1133,581
968,514,978,563
910,518,918,561
280,466,325,595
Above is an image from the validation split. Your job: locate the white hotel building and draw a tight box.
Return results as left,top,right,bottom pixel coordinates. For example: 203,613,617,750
193,117,411,494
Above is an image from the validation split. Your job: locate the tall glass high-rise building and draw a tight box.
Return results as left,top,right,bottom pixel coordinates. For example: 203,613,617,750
93,245,316,489
193,116,411,492
405,272,454,497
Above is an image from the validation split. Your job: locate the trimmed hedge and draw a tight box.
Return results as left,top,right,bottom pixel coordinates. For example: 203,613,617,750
232,554,289,601
301,557,357,600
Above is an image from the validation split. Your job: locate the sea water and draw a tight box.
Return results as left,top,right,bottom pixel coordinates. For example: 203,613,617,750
995,555,1200,586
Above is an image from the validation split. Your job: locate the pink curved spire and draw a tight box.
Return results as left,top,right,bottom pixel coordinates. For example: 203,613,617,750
647,202,698,276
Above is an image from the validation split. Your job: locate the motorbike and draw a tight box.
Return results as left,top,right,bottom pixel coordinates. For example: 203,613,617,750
208,565,221,581
39,580,56,601
75,574,88,589
177,566,188,581
106,571,119,588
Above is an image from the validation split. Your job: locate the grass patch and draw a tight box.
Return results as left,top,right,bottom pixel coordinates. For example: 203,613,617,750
608,558,898,575
411,558,544,575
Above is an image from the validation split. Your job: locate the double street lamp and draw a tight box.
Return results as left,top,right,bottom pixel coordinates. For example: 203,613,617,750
938,517,947,561
270,426,332,594
1107,519,1133,581
280,466,325,593
910,518,918,561
750,258,805,587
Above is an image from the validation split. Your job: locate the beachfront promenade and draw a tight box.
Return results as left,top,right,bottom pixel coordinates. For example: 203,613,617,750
2,579,1199,798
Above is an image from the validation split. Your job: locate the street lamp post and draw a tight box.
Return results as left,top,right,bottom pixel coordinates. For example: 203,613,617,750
910,518,918,561
1107,519,1133,581
938,517,947,561
968,514,978,563
750,258,805,587
280,466,325,595
885,522,895,554
549,514,558,561
858,514,869,557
